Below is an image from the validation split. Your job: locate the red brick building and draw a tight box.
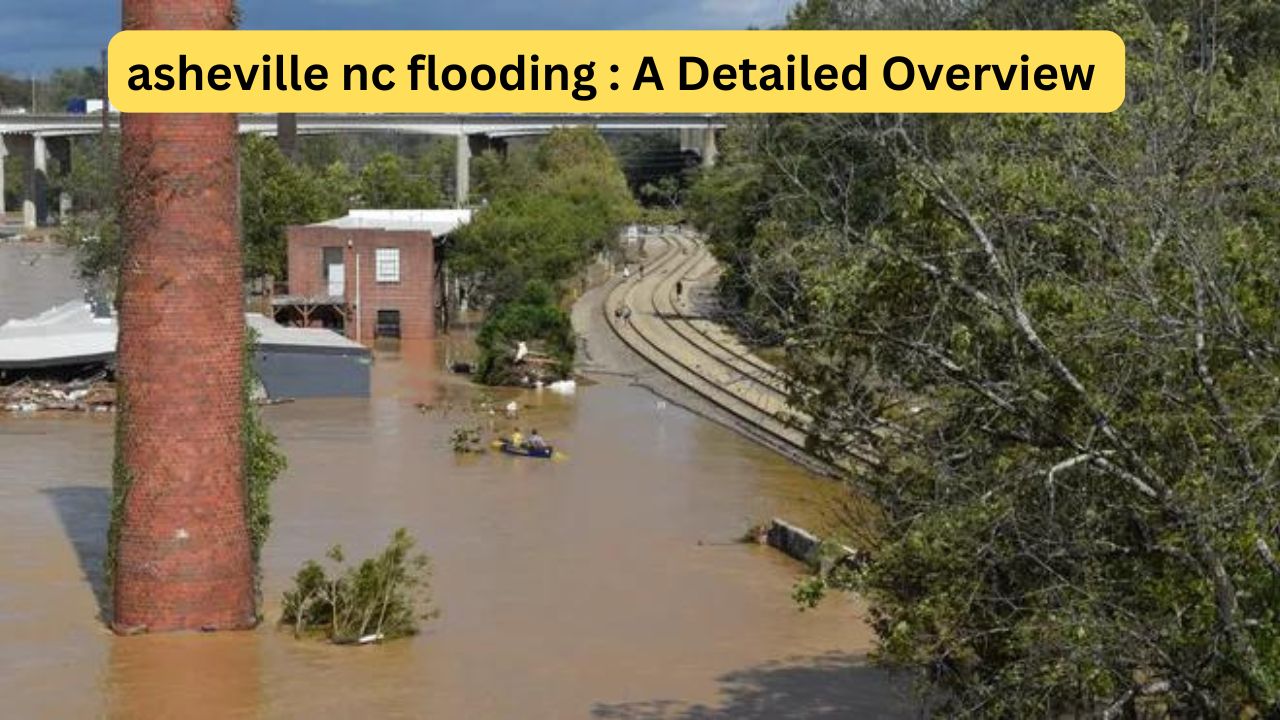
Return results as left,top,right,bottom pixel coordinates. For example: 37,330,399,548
279,210,471,344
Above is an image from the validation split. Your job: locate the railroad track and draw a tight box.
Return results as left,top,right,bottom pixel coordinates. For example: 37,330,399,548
603,232,838,471
650,234,792,397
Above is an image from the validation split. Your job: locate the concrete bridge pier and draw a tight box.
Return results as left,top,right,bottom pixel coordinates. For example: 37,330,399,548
455,133,471,208
14,134,50,229
678,128,695,154
277,112,298,160
678,127,719,168
47,136,73,219
0,135,7,217
701,127,718,168
455,133,508,207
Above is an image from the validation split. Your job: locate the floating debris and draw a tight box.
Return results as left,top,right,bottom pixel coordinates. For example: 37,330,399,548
547,379,576,395
1,372,116,413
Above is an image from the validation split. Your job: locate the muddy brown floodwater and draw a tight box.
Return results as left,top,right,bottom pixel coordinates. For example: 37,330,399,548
0,335,909,719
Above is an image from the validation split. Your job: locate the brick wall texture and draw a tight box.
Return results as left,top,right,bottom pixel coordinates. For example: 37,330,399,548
113,0,255,633
285,225,436,343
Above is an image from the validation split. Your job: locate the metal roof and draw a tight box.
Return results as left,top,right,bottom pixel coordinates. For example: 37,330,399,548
0,301,367,369
310,208,473,235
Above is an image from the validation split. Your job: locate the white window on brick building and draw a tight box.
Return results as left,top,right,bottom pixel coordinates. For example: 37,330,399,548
375,248,400,282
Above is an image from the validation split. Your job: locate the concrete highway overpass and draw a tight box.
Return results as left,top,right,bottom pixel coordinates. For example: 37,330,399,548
0,112,726,228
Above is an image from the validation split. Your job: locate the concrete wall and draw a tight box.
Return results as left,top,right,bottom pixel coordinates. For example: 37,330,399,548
765,518,867,572
285,225,436,343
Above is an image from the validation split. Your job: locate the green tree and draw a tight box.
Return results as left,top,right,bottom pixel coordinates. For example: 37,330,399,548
280,528,438,643
241,135,347,278
452,128,636,384
693,0,1280,714
609,132,697,204
56,137,121,284
357,151,442,209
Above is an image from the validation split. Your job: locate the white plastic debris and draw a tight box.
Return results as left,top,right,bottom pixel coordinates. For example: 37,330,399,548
548,380,576,396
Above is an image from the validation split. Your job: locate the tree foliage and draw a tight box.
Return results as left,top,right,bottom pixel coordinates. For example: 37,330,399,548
59,132,457,283
0,66,102,113
240,135,350,278
453,128,635,306
452,128,635,384
280,528,438,644
474,282,576,384
56,137,121,285
358,151,444,209
244,330,287,592
691,0,1280,714
608,132,699,209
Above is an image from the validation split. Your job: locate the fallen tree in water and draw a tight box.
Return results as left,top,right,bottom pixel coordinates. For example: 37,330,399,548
279,528,438,644
474,284,576,386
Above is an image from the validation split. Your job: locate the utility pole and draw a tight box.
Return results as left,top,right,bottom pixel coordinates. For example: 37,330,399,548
100,49,109,143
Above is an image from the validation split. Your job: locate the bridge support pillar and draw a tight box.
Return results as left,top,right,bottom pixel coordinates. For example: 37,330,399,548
456,134,505,207
17,134,49,229
277,113,298,161
701,127,718,168
0,135,7,218
47,136,73,219
455,133,471,208
677,127,718,167
678,128,695,154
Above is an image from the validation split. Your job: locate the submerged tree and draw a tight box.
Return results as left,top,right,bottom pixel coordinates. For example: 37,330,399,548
280,528,439,644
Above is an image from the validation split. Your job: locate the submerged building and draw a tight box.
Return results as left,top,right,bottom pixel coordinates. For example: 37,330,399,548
277,209,472,344
0,300,371,398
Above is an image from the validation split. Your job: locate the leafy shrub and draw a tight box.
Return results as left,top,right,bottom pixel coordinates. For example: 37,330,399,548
280,528,438,644
475,283,575,385
244,331,287,599
449,424,484,453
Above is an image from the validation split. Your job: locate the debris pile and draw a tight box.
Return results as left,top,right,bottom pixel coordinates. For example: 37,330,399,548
1,372,116,413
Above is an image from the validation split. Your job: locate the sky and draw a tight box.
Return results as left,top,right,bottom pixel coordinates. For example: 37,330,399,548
0,0,795,74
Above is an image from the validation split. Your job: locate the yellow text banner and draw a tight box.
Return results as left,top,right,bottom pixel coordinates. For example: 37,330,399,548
108,30,1126,113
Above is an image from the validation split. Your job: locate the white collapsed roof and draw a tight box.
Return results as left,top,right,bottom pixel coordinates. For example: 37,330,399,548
0,301,366,369
0,301,115,367
312,208,473,236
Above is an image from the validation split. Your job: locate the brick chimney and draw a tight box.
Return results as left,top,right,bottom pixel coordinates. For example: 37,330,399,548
113,0,255,633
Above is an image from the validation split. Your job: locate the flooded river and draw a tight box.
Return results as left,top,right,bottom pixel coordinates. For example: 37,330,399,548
0,240,82,322
0,247,903,718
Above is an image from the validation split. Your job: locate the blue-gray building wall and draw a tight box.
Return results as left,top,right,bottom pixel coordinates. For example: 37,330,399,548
253,346,371,398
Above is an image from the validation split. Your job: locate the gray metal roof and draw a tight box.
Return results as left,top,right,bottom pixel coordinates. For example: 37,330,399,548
309,209,473,235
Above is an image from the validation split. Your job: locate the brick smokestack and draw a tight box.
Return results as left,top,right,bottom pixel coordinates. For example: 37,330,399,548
113,0,255,632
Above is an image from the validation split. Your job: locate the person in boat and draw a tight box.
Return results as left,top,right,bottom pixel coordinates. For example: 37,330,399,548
527,429,548,451
509,427,525,447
